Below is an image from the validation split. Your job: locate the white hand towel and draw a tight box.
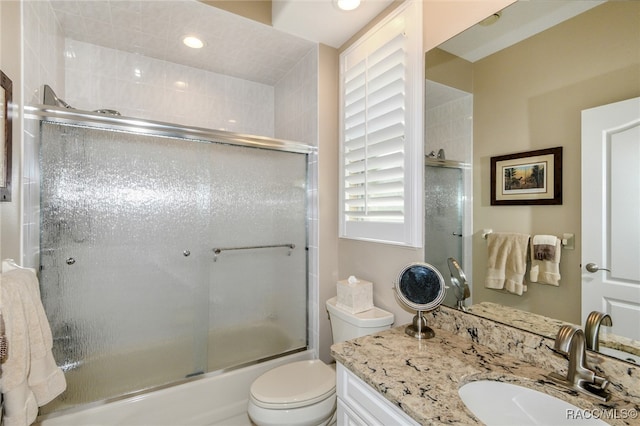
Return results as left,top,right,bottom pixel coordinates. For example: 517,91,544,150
530,235,561,286
484,232,530,296
0,269,67,426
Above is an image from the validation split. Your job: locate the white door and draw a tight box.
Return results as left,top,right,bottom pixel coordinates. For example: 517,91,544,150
581,97,640,340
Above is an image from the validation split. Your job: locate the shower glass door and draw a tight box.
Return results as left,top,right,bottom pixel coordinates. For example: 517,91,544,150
207,144,307,371
40,122,213,411
39,121,308,414
424,165,464,308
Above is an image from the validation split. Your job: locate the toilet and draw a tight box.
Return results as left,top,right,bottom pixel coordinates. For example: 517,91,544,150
247,296,394,426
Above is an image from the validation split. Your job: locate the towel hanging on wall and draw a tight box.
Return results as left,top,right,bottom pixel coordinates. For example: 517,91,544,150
0,267,67,426
484,232,530,296
530,235,562,286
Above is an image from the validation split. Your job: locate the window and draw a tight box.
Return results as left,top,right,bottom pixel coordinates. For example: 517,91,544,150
339,0,423,246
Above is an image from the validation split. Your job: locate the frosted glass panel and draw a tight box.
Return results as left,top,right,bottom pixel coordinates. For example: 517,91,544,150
208,144,307,370
40,123,212,412
424,166,463,308
38,122,308,414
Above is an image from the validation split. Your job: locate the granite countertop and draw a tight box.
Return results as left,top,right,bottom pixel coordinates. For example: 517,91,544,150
331,325,640,425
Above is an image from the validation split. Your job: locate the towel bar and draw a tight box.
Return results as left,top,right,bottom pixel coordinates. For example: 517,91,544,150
480,230,574,249
212,243,296,261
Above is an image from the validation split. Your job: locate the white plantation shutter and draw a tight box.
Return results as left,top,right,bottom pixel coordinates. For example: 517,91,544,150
339,1,423,246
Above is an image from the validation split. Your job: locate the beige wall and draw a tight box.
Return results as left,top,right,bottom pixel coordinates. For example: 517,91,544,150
0,1,22,263
425,48,473,93
200,0,272,26
317,44,340,363
472,1,640,324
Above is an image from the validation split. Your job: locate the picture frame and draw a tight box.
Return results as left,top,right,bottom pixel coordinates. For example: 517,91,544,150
490,147,562,205
1,70,12,202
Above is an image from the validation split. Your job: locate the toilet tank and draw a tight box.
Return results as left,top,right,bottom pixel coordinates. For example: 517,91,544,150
326,296,394,343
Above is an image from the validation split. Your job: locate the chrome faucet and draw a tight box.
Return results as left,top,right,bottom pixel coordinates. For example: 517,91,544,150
547,325,610,401
585,311,612,351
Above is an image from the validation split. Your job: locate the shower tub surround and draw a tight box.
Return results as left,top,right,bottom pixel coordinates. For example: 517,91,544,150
36,350,313,426
42,321,299,415
331,306,640,425
32,111,312,418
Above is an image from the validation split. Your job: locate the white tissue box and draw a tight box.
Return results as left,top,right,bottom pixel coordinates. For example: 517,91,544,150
336,277,373,314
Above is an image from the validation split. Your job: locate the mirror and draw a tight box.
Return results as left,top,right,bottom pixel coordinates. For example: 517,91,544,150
395,263,446,339
0,70,11,202
425,1,640,363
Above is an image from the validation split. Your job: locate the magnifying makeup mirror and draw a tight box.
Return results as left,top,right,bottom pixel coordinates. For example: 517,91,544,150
395,263,446,339
447,257,470,311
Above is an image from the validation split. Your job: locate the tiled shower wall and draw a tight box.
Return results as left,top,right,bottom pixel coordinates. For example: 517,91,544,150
22,0,65,268
63,39,276,136
22,0,66,106
22,3,319,141
22,1,320,356
425,80,473,164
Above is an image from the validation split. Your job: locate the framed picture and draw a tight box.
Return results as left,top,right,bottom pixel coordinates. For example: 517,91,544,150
491,147,562,205
1,70,12,202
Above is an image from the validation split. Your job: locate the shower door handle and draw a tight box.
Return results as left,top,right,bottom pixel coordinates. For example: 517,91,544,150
452,232,463,237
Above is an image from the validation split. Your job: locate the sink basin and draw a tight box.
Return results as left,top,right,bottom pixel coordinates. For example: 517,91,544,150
458,380,607,425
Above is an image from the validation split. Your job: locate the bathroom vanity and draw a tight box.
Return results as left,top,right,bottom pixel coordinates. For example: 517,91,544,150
331,306,640,425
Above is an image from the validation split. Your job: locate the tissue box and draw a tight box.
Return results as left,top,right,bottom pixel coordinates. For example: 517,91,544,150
336,277,373,314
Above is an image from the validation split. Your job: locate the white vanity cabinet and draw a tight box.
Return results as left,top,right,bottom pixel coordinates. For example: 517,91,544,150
336,363,420,426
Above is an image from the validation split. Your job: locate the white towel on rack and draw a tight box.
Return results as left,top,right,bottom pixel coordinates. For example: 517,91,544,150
530,235,562,286
0,268,66,426
484,232,530,296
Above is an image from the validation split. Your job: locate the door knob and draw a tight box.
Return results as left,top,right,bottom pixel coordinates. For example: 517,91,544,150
586,263,610,273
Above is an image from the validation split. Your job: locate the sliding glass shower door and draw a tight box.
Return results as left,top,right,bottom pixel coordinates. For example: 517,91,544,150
207,144,308,371
39,121,308,413
424,164,464,309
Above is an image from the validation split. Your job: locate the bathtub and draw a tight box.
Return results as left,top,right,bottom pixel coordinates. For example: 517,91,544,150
35,349,313,425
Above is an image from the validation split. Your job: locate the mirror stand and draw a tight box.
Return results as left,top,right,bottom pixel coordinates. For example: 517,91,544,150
395,262,446,340
406,311,435,339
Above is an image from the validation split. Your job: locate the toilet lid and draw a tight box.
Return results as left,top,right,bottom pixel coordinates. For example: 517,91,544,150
250,360,336,409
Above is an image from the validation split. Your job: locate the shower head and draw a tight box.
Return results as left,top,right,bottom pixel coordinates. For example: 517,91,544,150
426,149,447,160
43,85,73,109
43,85,122,116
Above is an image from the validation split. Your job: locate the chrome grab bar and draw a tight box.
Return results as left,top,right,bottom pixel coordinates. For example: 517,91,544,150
212,244,296,261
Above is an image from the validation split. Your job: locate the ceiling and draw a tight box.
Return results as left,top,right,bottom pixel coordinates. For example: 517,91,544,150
438,0,604,62
49,0,603,86
272,0,394,48
49,0,392,86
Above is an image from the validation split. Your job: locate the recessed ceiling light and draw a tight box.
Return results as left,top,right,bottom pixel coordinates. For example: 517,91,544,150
183,36,204,49
479,12,501,27
334,0,361,11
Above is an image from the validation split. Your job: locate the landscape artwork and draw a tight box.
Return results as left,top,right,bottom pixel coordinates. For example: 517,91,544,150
502,161,546,194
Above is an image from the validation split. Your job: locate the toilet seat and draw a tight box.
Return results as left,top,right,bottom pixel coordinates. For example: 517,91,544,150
250,360,336,409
